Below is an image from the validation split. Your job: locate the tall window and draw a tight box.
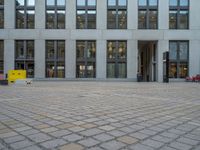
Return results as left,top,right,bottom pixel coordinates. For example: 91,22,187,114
15,40,34,78
76,0,96,29
76,41,96,78
138,0,158,29
46,0,65,29
0,40,3,75
169,41,189,78
107,41,127,78
16,0,35,29
0,0,4,28
107,0,127,29
46,40,65,78
169,0,189,29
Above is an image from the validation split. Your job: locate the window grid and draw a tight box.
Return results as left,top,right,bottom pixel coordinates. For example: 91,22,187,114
16,0,35,29
138,0,158,29
0,40,3,75
107,0,127,29
169,0,189,29
46,0,66,29
0,0,4,28
76,0,96,29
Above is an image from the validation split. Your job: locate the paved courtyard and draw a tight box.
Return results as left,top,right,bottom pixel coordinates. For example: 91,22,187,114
0,82,200,150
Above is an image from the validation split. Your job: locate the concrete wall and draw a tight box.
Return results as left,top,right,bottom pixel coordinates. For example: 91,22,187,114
1,0,200,81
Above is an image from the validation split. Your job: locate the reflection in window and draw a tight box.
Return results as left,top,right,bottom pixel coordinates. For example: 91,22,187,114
107,0,127,29
16,0,35,29
76,0,96,29
46,40,65,78
138,11,146,29
0,41,3,75
0,10,3,28
15,40,34,78
107,41,127,78
46,0,65,29
76,41,96,78
169,41,189,78
0,0,4,5
139,0,147,6
169,0,189,29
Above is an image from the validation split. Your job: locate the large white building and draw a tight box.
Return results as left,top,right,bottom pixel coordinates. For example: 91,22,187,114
0,0,200,82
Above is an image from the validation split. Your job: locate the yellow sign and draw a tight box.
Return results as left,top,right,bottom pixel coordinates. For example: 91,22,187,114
8,70,26,83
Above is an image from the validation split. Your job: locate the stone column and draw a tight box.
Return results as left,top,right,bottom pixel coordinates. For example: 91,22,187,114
4,0,15,29
190,0,200,30
159,0,169,30
127,0,137,29
66,0,76,29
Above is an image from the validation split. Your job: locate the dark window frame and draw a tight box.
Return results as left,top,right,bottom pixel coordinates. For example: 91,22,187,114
107,0,127,29
138,0,158,29
45,40,65,78
76,40,96,78
0,0,4,28
107,40,127,78
15,0,35,29
0,40,3,74
169,40,189,78
169,0,189,29
46,0,66,29
76,0,97,29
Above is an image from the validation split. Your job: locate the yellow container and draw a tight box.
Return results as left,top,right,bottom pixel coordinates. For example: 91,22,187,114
8,70,26,83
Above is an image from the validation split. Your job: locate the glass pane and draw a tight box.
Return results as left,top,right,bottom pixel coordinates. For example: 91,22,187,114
16,0,25,6
46,10,55,29
87,41,96,58
87,62,95,78
27,41,34,59
169,63,177,78
149,10,157,29
16,10,25,28
118,42,126,58
108,0,116,6
16,41,25,59
180,0,188,6
169,0,177,6
179,10,188,29
88,0,96,6
107,41,116,59
76,41,85,59
57,0,65,6
77,10,86,29
77,0,85,6
169,11,177,29
27,10,35,29
0,41,3,60
179,63,188,78
179,42,188,60
169,42,177,60
118,10,127,29
57,62,65,78
46,62,55,77
0,0,4,5
107,63,115,78
87,10,96,29
27,0,35,6
138,10,146,29
57,10,65,29
0,10,4,28
15,62,25,70
76,63,86,78
107,10,116,29
57,41,65,59
27,63,34,78
149,0,157,6
47,0,55,6
138,0,147,6
46,41,54,59
118,63,126,78
118,0,126,6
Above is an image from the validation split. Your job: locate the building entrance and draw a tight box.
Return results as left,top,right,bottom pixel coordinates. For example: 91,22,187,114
138,41,157,82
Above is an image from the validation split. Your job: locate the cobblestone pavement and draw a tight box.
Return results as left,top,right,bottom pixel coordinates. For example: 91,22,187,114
0,82,200,150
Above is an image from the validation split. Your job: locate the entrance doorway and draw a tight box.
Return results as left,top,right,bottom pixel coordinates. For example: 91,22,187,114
138,41,157,82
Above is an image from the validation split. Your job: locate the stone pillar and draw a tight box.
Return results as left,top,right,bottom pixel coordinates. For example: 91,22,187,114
127,0,137,29
4,40,14,76
157,40,168,82
35,0,45,29
65,40,76,79
66,0,76,29
159,0,169,29
97,0,107,29
4,0,15,29
127,40,137,80
35,40,45,78
190,0,200,30
96,40,106,79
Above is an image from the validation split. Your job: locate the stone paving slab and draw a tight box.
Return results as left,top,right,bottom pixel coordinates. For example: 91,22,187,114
0,82,200,150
